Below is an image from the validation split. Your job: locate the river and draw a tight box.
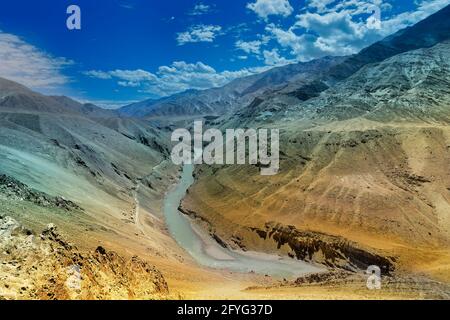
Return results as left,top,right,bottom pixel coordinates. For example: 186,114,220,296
163,164,323,279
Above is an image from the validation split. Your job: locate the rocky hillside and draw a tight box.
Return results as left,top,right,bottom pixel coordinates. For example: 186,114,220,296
233,41,450,125
181,6,450,283
225,5,450,126
0,216,169,299
0,77,186,296
0,75,170,212
298,41,450,123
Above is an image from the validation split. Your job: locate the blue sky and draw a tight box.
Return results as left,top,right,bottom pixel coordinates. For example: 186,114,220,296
0,0,449,108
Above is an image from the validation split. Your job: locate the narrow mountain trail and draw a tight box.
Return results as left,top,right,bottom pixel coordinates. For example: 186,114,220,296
133,183,146,236
132,159,168,238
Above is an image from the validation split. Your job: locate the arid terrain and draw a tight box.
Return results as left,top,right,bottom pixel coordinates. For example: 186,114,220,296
1,4,450,300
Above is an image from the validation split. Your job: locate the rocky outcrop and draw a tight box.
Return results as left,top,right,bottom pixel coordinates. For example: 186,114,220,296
293,270,353,285
250,222,395,274
0,175,81,211
0,216,169,300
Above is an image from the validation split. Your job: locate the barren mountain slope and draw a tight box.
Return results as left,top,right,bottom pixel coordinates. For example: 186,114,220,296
0,78,197,286
225,5,450,126
288,41,450,123
1,77,286,299
181,42,450,283
229,44,450,127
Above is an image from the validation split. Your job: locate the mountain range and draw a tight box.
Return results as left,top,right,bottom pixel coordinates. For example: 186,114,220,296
1,4,450,299
175,4,450,289
118,56,346,118
120,5,450,122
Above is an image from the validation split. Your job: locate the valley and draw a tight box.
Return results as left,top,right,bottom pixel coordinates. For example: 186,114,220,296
1,4,450,300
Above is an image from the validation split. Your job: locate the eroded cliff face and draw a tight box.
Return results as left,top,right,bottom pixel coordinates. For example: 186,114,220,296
179,204,394,273
0,216,169,300
249,222,395,272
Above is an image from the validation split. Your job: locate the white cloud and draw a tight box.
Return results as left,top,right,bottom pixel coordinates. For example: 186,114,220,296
84,61,270,98
109,69,157,82
235,34,271,60
118,81,141,87
83,70,112,80
306,0,336,13
307,0,384,14
189,3,212,16
263,48,292,66
235,40,264,54
83,69,157,88
266,0,450,61
266,24,308,57
0,31,72,89
177,25,222,45
381,0,450,35
247,0,294,20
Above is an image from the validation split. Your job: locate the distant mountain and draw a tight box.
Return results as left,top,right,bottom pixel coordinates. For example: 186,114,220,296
0,77,118,119
50,96,118,118
296,41,450,123
284,3,450,100
324,3,450,86
0,77,169,207
233,40,450,126
226,4,450,124
118,56,345,118
120,5,450,120
0,78,80,114
0,77,181,285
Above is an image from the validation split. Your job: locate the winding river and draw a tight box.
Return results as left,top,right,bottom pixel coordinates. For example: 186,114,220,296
163,164,323,279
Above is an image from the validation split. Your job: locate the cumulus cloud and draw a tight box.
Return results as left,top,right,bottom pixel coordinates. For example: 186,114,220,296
235,34,271,60
110,69,157,84
381,0,450,35
266,0,450,61
0,31,72,89
247,0,294,20
235,40,264,55
83,69,156,87
84,61,268,98
176,25,222,45
306,0,336,13
263,48,292,66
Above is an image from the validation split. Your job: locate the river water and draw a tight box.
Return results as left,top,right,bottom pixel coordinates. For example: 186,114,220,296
163,164,323,279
